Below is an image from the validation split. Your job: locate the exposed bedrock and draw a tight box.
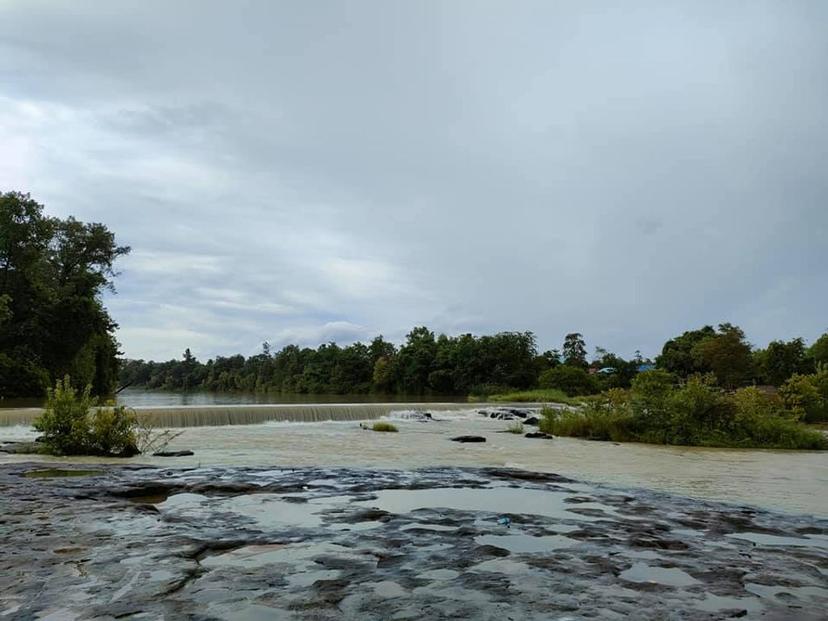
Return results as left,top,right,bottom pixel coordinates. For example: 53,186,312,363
0,463,826,620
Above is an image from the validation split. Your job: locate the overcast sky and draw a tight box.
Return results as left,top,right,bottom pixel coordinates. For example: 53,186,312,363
2,1,826,361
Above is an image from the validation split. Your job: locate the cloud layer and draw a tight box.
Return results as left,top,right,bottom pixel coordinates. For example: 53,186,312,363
2,1,826,360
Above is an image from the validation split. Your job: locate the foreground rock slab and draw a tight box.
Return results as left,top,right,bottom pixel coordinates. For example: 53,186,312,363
0,463,826,620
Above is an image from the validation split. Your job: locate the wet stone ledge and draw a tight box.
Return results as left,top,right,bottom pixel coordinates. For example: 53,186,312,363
0,463,826,620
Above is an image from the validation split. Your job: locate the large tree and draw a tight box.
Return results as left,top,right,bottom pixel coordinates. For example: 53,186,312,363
0,192,129,397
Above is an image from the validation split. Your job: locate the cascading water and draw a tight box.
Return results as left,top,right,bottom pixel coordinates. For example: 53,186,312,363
0,402,505,428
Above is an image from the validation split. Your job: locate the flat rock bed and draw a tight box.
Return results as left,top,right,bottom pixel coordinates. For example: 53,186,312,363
0,464,826,620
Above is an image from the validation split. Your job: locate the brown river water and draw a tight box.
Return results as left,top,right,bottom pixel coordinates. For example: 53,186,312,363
1,404,826,517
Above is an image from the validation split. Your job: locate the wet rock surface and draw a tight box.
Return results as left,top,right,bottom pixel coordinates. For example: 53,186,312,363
0,463,826,620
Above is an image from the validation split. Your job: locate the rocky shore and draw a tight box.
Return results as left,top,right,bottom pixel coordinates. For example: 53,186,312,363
1,463,826,619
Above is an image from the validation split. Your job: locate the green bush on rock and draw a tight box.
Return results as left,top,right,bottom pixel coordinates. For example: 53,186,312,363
539,376,827,450
34,376,140,456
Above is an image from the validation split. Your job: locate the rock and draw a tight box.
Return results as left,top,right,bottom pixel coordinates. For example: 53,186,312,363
0,441,46,455
0,464,824,620
524,432,553,439
450,435,486,443
523,416,540,426
152,450,194,457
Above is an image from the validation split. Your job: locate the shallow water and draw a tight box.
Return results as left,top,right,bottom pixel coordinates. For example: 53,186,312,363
2,407,827,516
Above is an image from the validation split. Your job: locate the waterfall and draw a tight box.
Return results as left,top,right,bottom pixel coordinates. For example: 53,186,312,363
0,402,489,428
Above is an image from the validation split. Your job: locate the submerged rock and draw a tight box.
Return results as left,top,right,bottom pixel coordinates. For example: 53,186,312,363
153,450,194,457
450,435,487,443
524,432,553,439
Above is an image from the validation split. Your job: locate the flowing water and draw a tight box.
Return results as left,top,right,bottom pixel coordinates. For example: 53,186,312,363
1,403,826,516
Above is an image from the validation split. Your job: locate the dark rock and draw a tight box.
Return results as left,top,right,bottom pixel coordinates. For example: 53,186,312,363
523,416,540,426
152,450,194,457
524,432,553,439
450,436,486,443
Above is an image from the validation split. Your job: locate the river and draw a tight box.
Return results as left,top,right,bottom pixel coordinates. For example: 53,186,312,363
1,400,826,517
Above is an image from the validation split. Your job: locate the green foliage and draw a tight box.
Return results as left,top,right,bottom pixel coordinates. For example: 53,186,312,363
121,328,540,396
809,333,828,367
539,378,826,450
780,372,828,423
657,324,753,388
0,192,129,397
691,324,754,389
754,338,813,385
487,388,578,404
562,333,588,368
33,376,139,456
538,365,597,396
371,421,398,432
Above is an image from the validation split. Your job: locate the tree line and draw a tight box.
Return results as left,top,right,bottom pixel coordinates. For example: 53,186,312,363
118,325,828,400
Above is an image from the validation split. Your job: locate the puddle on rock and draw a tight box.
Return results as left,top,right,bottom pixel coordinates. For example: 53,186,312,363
24,469,103,479
475,533,578,553
619,562,699,587
355,486,607,523
695,592,763,615
159,492,331,529
728,532,828,551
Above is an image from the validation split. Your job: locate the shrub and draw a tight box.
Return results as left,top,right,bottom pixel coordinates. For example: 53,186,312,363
780,373,828,422
539,378,826,450
371,421,398,432
538,366,597,396
34,376,140,456
506,421,524,434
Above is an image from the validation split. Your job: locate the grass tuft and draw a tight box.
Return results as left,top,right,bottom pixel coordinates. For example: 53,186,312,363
371,421,399,432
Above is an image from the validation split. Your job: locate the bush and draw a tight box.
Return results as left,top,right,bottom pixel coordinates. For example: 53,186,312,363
538,366,597,396
34,376,140,456
371,421,398,432
538,378,826,450
780,373,828,422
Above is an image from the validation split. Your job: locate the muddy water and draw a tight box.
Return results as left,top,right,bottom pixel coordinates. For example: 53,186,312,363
1,410,826,516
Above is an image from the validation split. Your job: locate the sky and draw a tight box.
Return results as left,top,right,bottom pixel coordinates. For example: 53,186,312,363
1,1,826,361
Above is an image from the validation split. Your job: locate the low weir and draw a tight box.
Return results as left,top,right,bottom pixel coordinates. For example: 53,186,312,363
0,402,512,428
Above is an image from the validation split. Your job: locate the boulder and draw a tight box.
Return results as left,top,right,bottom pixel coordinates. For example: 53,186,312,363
450,435,486,443
524,432,553,440
523,416,540,426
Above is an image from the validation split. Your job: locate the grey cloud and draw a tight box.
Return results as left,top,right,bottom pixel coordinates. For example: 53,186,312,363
1,1,826,360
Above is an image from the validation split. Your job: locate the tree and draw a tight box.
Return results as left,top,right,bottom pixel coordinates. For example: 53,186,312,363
692,324,754,389
809,332,828,367
0,192,129,397
538,365,596,396
563,333,587,368
755,338,813,386
657,326,716,377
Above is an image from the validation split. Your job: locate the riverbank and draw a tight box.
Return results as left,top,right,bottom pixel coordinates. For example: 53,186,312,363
1,463,825,619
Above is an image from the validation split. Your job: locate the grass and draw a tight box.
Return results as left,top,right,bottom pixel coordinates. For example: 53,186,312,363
484,388,584,406
371,421,399,432
506,421,524,434
539,402,828,450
